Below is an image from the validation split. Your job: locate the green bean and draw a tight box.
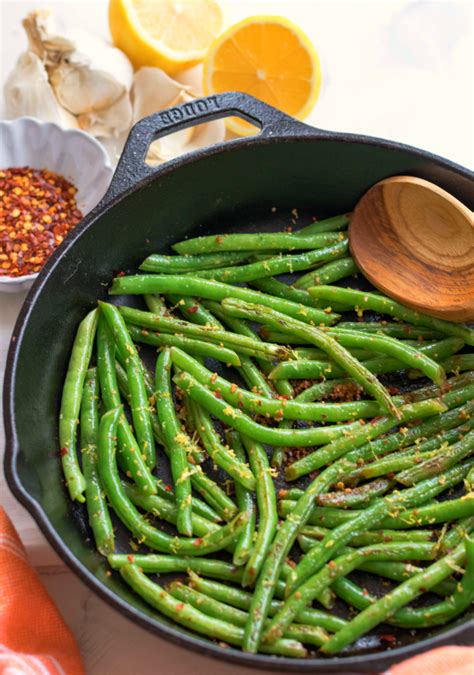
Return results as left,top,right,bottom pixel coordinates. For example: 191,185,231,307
188,464,239,522
294,345,374,360
299,525,435,547
240,436,277,587
381,495,474,528
294,257,358,289
108,554,243,580
330,575,459,628
308,286,474,345
109,275,339,325
396,429,474,485
280,491,474,530
271,339,449,384
321,539,471,654
170,346,404,423
193,239,349,283
126,324,242,366
263,542,438,645
285,398,446,480
297,536,442,587
100,302,156,469
440,516,474,552
221,299,399,415
143,294,168,315
96,319,158,493
327,329,446,383
175,370,367,447
296,214,350,235
120,565,306,657
270,337,465,381
155,349,193,535
336,321,444,340
173,231,344,254
314,478,393,508
249,277,315,307
286,461,473,594
166,294,222,327
117,304,292,362
168,581,330,648
190,401,256,490
191,575,346,637
124,484,219,538
140,251,253,273
80,368,114,555
431,354,474,375
59,308,98,501
226,432,256,566
98,406,246,553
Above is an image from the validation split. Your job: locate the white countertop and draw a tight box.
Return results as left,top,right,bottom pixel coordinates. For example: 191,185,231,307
1,1,472,673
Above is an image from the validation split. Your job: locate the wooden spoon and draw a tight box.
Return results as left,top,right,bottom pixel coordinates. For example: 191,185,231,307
349,176,474,322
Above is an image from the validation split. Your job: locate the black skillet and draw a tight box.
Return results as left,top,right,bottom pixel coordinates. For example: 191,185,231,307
4,92,474,671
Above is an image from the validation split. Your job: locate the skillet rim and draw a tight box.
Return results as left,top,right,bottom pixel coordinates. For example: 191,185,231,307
4,100,474,671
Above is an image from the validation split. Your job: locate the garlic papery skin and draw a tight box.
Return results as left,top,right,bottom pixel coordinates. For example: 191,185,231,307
4,51,78,128
77,91,133,138
23,10,134,116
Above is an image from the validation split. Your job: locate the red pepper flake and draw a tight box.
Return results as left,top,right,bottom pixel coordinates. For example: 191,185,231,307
0,167,83,277
187,305,199,313
371,416,384,425
215,235,224,245
164,484,172,492
380,635,397,644
230,383,238,394
127,554,135,563
116,270,125,277
59,447,68,456
192,538,203,546
214,389,222,399
176,603,185,611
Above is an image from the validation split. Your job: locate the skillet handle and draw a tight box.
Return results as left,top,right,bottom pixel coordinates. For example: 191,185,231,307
102,91,311,203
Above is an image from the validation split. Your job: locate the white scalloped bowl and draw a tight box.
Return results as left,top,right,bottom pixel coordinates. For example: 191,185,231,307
0,117,113,293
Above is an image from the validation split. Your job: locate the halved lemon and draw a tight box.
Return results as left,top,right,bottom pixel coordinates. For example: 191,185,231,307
109,0,224,74
203,16,322,136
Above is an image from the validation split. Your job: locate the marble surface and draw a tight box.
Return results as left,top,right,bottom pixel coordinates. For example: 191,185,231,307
0,1,472,673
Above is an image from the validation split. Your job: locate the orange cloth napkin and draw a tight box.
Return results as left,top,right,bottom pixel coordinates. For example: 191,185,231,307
0,506,84,675
1,506,472,674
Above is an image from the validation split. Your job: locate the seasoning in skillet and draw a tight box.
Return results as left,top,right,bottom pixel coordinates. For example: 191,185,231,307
0,166,83,277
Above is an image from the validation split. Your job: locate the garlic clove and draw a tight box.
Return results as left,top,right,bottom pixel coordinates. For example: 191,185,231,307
4,50,78,128
77,91,133,138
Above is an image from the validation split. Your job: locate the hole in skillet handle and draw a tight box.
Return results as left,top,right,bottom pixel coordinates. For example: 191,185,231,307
100,91,315,205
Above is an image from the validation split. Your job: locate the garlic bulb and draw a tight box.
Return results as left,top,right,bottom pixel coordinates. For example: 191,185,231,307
23,9,133,117
131,67,225,165
4,51,78,128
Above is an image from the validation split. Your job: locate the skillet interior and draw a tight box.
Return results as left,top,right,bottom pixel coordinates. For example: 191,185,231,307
4,129,474,672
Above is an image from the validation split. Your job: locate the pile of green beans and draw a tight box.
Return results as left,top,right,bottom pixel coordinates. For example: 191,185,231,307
58,212,474,659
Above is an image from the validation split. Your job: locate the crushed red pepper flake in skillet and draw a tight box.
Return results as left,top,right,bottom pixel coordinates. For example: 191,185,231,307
0,166,83,277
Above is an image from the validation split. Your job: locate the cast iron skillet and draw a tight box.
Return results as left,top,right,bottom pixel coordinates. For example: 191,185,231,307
4,92,474,671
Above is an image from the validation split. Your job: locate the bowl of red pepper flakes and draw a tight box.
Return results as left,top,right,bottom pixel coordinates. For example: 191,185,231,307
0,117,113,293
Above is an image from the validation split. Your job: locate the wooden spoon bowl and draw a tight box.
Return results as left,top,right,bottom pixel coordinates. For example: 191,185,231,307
349,176,474,322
